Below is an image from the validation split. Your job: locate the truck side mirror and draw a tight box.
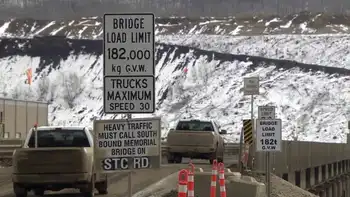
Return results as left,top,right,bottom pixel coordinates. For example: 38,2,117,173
219,130,227,135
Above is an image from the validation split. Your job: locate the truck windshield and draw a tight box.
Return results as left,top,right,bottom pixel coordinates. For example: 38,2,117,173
175,121,214,131
27,129,90,148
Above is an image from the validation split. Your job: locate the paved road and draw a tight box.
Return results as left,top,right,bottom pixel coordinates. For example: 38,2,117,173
0,155,238,197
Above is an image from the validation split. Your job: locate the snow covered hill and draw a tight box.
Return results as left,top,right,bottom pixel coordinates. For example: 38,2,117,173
1,37,350,143
1,12,350,39
158,34,350,69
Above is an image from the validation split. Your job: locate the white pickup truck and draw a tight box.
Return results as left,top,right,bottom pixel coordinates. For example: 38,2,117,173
166,119,227,164
12,126,107,197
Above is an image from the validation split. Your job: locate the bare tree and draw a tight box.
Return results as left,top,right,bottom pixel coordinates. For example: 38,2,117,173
0,72,9,97
190,66,197,82
11,85,22,99
37,76,50,101
61,72,84,108
48,83,57,103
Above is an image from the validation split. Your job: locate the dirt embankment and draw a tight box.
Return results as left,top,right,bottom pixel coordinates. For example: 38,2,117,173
1,12,350,39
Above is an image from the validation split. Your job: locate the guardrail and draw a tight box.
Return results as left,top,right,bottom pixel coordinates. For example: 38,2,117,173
0,139,240,160
0,139,23,159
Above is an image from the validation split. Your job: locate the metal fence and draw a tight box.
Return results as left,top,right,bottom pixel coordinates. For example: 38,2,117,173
0,0,350,20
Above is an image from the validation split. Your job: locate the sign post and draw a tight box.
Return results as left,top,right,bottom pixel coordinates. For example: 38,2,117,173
243,76,259,170
103,13,156,197
256,118,281,197
258,105,276,196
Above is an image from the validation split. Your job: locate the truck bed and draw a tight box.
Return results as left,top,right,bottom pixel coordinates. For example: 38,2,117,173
12,148,92,175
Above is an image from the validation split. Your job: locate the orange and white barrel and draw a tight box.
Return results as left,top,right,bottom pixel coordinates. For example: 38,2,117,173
218,162,226,197
210,159,218,197
188,162,195,197
178,169,189,197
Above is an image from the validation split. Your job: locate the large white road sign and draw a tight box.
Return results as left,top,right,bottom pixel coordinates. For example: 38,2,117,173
256,119,282,152
103,13,154,76
94,117,161,172
103,13,155,114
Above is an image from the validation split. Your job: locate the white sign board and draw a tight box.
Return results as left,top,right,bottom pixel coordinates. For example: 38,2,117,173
256,119,282,152
103,13,155,114
94,117,161,172
103,76,154,113
243,77,259,95
258,106,276,119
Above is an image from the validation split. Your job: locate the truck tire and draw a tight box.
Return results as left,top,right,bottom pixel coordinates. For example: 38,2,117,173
167,153,175,163
82,177,95,197
217,157,224,163
209,145,219,164
33,189,44,196
96,181,108,195
13,183,27,197
174,155,182,163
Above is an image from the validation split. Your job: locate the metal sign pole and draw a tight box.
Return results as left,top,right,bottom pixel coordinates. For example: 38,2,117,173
244,77,259,171
267,152,271,197
127,113,132,197
34,124,38,148
250,94,255,170
257,106,277,197
238,128,243,172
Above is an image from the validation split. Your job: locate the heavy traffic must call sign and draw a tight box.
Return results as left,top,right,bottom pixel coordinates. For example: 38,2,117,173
94,117,161,172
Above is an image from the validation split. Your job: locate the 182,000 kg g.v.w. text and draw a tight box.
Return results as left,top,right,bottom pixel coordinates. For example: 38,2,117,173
107,48,151,60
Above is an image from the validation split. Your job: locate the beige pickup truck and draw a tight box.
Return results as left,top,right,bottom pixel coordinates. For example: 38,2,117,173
166,119,227,164
12,126,107,197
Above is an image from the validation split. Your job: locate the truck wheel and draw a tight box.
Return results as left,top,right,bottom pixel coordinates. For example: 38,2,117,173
13,183,27,197
174,155,182,163
218,157,224,163
167,153,175,163
34,189,44,196
209,148,218,164
82,178,95,197
96,181,108,195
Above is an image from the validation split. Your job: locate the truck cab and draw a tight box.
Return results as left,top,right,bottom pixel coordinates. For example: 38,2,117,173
12,126,107,197
166,119,227,164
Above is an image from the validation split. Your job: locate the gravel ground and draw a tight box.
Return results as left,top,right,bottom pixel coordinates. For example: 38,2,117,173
161,190,177,197
161,173,319,197
250,173,318,197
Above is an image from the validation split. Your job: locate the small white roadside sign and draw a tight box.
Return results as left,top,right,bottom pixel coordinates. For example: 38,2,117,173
94,117,161,172
103,13,155,114
256,119,282,152
258,106,276,119
243,77,259,95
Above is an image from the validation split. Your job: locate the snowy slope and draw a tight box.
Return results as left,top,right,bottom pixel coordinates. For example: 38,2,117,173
157,34,350,69
2,14,350,71
1,37,350,143
1,12,350,38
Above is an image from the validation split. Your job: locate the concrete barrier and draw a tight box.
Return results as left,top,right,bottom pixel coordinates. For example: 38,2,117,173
193,169,265,197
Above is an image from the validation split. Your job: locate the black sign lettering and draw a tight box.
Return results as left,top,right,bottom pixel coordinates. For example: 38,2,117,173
113,17,145,29
107,90,152,101
102,157,151,171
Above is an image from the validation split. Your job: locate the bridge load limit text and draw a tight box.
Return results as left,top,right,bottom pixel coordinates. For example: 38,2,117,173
97,121,158,157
